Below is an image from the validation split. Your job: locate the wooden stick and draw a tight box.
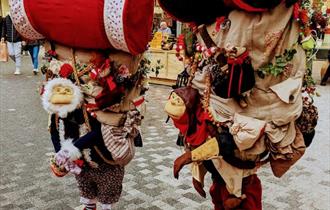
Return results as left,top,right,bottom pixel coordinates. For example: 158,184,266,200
71,48,91,131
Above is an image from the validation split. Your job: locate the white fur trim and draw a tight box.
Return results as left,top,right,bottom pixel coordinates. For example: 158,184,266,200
42,78,83,118
104,0,129,52
59,119,65,141
9,0,44,40
60,139,81,161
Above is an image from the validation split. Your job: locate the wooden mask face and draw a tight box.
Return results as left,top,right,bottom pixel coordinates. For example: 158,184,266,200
50,85,74,104
164,92,186,120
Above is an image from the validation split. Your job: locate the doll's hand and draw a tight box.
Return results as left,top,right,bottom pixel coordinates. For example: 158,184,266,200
64,161,82,175
55,150,70,166
192,178,206,198
173,151,192,179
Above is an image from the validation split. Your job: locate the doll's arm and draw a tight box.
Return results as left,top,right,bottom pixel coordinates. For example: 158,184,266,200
49,114,61,152
174,136,256,178
73,129,102,150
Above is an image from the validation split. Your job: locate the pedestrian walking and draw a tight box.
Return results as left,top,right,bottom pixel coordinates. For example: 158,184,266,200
320,50,330,86
26,40,41,75
2,14,22,75
0,16,3,37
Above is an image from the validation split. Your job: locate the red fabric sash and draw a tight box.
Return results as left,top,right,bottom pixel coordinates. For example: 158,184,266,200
231,0,268,12
172,106,209,146
226,50,249,97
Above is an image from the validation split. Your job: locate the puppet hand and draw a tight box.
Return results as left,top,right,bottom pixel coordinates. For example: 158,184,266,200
55,150,70,166
55,140,82,166
192,178,206,198
173,151,192,179
64,161,82,175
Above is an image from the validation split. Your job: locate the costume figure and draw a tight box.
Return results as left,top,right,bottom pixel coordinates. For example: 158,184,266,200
1,14,22,75
161,0,323,209
9,0,154,209
41,45,148,210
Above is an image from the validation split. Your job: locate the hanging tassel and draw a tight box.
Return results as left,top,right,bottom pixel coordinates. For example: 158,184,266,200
134,132,143,147
176,133,185,147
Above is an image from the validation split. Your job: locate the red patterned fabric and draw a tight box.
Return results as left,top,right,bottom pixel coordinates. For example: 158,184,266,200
12,0,154,54
123,0,154,55
25,0,110,49
209,175,262,210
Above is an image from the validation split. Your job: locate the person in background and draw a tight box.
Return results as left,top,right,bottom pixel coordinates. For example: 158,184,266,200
26,40,41,75
158,21,172,36
2,14,22,75
0,16,3,38
320,50,330,86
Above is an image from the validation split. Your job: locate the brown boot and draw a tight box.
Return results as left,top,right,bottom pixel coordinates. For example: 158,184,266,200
224,194,246,210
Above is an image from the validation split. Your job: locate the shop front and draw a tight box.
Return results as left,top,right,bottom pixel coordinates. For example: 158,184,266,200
147,1,186,86
1,0,10,17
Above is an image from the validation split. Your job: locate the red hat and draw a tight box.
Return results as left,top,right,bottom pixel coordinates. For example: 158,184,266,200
229,0,284,12
10,0,154,54
158,0,227,25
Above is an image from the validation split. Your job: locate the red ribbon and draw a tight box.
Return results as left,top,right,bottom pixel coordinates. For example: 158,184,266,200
89,69,98,80
232,0,267,12
293,3,300,20
106,76,117,91
215,16,225,32
73,159,84,167
133,96,145,107
227,50,249,98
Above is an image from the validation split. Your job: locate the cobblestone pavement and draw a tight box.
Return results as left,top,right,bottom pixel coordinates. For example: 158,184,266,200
0,57,330,210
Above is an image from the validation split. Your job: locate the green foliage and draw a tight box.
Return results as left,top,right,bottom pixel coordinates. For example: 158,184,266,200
138,57,164,77
259,49,297,77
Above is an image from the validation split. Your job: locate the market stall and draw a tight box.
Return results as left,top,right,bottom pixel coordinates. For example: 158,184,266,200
147,2,185,85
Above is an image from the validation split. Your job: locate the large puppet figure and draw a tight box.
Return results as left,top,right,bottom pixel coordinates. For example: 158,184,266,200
162,0,323,209
10,0,154,209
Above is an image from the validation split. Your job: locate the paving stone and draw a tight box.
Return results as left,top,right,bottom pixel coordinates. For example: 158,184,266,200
1,57,330,210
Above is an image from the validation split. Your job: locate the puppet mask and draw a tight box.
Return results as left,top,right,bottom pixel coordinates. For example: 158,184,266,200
50,85,74,104
42,78,83,118
165,92,186,119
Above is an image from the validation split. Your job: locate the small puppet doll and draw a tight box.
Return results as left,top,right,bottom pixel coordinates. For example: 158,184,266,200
164,86,258,208
43,76,142,176
42,78,85,175
164,86,209,147
41,49,146,176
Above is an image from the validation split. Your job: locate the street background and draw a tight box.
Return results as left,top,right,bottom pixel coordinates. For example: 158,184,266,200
0,55,329,210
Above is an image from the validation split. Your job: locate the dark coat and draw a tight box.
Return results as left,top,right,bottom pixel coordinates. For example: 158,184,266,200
3,15,21,42
0,16,4,39
50,109,113,165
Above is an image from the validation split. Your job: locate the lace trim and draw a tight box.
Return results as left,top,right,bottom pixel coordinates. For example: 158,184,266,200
9,0,44,40
104,0,129,53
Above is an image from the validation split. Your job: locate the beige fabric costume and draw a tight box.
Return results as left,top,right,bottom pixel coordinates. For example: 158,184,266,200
191,3,306,197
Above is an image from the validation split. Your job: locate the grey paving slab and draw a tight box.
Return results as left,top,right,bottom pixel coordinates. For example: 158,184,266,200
0,56,330,210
